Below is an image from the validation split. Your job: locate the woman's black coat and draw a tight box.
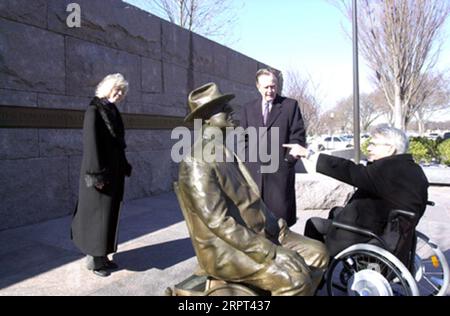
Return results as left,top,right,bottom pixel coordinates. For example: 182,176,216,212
71,97,131,257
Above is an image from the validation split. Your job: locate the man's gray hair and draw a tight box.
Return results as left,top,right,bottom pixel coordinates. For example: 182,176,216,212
370,124,409,154
256,68,278,84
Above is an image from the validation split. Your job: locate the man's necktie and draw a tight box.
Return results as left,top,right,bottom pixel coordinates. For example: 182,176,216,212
263,102,270,126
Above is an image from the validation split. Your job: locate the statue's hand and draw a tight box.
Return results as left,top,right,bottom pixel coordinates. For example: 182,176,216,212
274,247,308,273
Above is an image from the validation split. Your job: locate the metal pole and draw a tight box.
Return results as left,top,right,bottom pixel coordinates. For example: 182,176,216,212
352,0,361,163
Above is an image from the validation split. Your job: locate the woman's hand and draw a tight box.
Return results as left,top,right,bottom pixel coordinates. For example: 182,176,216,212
95,182,105,190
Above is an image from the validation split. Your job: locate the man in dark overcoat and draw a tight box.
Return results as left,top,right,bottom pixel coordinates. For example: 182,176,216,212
239,68,306,226
285,125,429,265
71,73,132,277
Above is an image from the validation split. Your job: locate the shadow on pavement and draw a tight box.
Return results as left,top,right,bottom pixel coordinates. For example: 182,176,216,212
113,238,195,272
117,193,185,243
0,192,186,290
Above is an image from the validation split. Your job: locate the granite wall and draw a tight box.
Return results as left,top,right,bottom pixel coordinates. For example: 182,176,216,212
0,0,272,230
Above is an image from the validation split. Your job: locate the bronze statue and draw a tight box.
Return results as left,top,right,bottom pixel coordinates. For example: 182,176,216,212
175,83,329,296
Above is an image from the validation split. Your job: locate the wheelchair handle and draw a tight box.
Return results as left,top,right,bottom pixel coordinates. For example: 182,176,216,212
331,221,388,249
390,209,416,219
427,201,435,206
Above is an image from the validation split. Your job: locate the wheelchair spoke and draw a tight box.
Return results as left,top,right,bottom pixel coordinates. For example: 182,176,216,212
420,259,435,265
422,275,441,291
423,272,444,276
414,232,449,296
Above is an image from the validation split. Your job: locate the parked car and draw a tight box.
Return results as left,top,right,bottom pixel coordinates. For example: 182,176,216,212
360,133,370,141
442,132,450,141
427,132,440,141
313,135,353,151
340,134,354,143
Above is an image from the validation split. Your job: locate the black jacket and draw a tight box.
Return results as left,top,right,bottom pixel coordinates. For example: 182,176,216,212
317,153,428,262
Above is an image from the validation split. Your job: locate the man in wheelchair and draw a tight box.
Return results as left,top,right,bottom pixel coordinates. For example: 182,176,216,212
284,125,429,267
175,83,329,296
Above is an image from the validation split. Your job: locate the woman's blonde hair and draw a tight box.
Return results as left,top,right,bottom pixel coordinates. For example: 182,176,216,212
95,73,129,99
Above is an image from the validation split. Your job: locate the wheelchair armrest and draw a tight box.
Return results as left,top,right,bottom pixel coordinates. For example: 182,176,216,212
331,221,388,249
389,209,416,219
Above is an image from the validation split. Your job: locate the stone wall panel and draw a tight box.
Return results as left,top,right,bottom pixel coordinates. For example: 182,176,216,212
38,129,83,157
0,157,71,230
126,130,175,153
0,0,47,28
37,93,91,110
161,21,190,68
124,149,175,201
141,57,162,94
0,129,39,159
213,43,229,79
47,0,161,59
65,37,141,102
0,89,37,107
126,100,186,117
163,63,188,96
192,34,214,74
228,51,258,85
0,19,65,93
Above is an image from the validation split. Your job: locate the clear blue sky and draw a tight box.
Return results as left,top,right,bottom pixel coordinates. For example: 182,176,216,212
125,0,450,117
229,0,359,109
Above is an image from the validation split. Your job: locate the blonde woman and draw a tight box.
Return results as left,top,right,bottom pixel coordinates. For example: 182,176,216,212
71,73,132,277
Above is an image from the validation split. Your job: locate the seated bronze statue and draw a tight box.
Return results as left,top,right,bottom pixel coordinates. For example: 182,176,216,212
174,82,329,296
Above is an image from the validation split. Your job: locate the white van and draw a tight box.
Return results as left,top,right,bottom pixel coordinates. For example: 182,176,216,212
314,135,353,151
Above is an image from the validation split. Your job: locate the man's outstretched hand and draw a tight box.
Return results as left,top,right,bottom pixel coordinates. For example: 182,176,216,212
283,144,309,158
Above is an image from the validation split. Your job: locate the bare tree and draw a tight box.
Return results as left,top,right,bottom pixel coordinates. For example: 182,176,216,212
411,72,450,134
330,96,353,133
323,91,387,134
332,0,450,131
142,0,241,44
283,70,322,136
361,90,390,131
427,120,450,131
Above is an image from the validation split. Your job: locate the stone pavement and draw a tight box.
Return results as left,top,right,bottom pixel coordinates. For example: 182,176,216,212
0,187,449,296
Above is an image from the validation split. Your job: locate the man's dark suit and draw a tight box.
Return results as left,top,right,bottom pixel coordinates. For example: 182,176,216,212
239,95,306,226
314,153,429,264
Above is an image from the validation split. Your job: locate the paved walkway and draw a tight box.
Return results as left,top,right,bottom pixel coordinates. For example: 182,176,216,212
0,187,449,296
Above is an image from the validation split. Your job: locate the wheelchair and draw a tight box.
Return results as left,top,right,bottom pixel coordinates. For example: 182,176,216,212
166,228,449,296
324,204,449,296
170,181,449,296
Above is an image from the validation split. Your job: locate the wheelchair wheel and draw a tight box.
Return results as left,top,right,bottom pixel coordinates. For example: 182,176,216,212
413,231,450,296
326,244,419,296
